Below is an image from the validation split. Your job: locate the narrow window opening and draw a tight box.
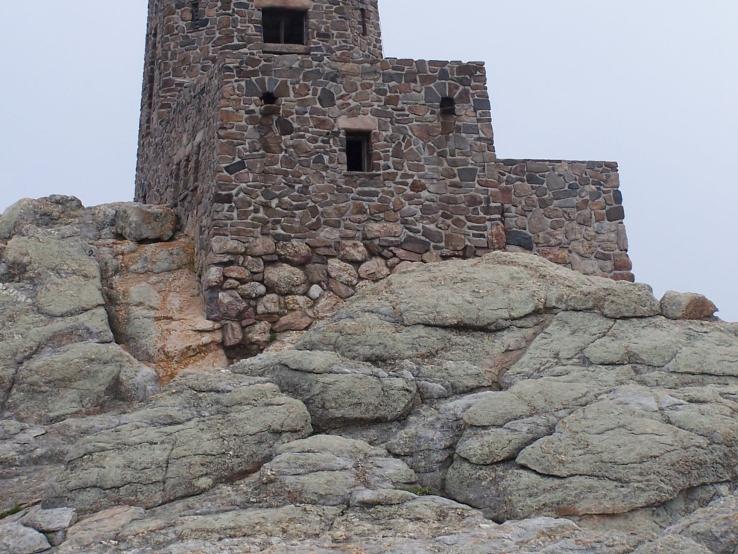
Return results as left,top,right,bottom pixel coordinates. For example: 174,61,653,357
193,145,201,187
190,0,208,29
173,161,182,200
183,155,192,197
262,9,307,45
260,91,278,105
360,8,368,36
346,131,371,172
145,27,158,134
440,97,456,116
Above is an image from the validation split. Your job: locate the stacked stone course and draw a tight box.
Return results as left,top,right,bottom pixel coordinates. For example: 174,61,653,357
497,159,633,280
136,0,633,355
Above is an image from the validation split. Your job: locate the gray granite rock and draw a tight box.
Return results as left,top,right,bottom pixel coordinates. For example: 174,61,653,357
50,371,311,513
0,522,50,553
232,351,417,430
113,204,176,242
661,290,718,320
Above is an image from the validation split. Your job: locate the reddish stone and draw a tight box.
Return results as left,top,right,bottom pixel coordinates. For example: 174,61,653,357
223,266,250,281
338,240,369,263
539,248,569,265
612,272,635,282
273,311,314,332
444,233,466,251
613,255,633,271
487,222,506,251
328,278,355,299
222,321,243,347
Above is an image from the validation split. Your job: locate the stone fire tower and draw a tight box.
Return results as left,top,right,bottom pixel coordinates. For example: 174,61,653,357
136,0,632,352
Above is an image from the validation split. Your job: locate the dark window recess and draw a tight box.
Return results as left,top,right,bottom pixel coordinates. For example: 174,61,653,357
440,97,456,116
190,0,207,29
173,161,182,199
183,155,192,195
346,132,371,172
360,8,368,36
260,91,278,105
193,145,201,187
262,9,307,45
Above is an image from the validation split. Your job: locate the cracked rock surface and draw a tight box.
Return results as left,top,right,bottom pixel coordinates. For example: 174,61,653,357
49,370,311,514
2,197,738,553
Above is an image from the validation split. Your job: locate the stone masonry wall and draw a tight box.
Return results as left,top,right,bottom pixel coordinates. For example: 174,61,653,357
207,55,498,249
200,159,631,357
136,52,632,356
494,159,633,281
136,63,222,254
137,0,383,155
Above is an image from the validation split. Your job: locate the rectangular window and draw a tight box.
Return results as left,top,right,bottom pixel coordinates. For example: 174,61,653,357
262,9,307,45
346,132,371,172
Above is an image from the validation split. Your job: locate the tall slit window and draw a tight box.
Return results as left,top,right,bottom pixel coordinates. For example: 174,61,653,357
193,145,201,188
346,131,371,172
145,27,158,133
360,8,368,36
262,9,307,45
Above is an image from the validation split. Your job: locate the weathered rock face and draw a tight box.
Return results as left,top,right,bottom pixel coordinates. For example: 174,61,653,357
0,196,227,385
660,290,718,320
113,204,176,243
233,351,417,430
50,371,311,514
0,229,157,424
291,252,738,541
1,200,737,553
97,238,227,380
0,196,226,519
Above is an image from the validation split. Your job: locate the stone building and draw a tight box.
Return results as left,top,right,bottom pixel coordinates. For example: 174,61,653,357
136,0,633,353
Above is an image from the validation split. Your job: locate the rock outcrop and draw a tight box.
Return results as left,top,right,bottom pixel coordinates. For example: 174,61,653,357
232,351,417,430
1,196,737,553
51,371,311,514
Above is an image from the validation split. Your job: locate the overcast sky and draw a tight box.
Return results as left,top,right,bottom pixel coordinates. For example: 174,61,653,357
1,1,736,320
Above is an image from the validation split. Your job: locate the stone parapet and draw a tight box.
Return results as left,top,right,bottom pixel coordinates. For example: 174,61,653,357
494,159,632,281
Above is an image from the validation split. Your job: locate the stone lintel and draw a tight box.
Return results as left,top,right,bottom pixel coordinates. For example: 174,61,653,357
254,0,314,10
337,115,378,132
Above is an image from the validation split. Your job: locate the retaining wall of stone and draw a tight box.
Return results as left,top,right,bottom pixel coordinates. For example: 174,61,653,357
202,233,452,357
201,156,632,356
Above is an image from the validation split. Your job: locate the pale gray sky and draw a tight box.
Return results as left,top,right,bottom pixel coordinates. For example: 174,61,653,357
1,1,736,320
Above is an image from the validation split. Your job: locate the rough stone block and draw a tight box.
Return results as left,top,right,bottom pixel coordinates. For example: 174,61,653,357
115,205,176,242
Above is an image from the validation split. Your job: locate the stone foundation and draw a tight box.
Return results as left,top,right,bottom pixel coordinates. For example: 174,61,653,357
202,232,457,357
